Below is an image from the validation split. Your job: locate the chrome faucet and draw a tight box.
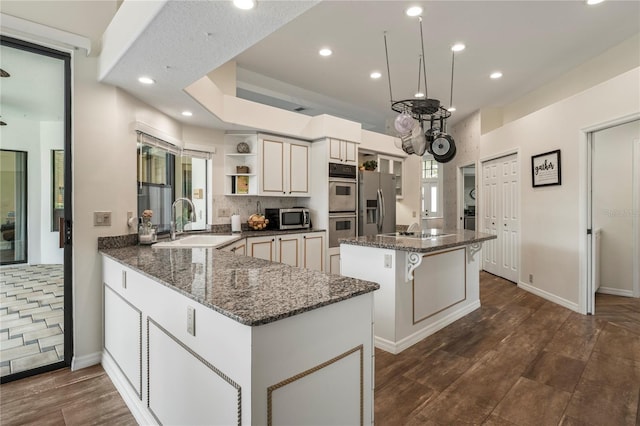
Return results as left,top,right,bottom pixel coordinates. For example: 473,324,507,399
171,197,196,240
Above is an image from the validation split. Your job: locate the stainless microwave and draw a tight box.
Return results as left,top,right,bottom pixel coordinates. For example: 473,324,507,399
265,208,311,230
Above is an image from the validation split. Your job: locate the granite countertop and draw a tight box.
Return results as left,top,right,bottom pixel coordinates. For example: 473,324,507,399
340,228,497,253
101,241,378,327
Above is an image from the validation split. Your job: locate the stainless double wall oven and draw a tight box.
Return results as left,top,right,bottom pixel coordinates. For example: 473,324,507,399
328,163,357,248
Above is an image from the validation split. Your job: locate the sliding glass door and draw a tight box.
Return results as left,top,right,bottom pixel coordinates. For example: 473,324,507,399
0,36,72,381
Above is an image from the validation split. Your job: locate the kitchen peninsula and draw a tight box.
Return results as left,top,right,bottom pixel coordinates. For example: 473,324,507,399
100,241,378,425
340,229,496,354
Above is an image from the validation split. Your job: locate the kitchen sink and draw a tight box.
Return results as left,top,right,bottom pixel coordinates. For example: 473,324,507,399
152,234,240,248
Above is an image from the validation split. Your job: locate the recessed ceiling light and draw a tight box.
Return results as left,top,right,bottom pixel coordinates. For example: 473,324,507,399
181,111,193,117
138,76,155,85
233,0,256,10
586,0,605,5
451,43,466,52
490,71,503,79
447,106,456,112
406,6,423,17
414,92,425,98
370,71,382,79
319,48,332,57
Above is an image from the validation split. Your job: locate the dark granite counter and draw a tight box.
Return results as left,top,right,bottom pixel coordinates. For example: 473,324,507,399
101,241,378,327
340,229,496,253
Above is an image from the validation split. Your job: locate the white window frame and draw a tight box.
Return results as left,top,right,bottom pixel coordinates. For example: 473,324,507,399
422,155,443,219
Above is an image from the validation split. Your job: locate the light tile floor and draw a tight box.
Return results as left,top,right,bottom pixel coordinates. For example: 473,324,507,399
0,264,64,377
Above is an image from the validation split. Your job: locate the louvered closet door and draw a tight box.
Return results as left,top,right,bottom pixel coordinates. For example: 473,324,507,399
483,154,519,282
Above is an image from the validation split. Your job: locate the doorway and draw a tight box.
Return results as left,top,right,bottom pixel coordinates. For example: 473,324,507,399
458,164,476,231
481,153,519,283
0,36,72,382
587,118,640,314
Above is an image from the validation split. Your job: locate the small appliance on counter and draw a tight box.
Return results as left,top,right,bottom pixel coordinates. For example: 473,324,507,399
265,208,310,230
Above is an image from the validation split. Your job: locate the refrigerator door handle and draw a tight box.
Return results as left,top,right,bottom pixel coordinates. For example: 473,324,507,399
376,188,383,233
380,186,386,230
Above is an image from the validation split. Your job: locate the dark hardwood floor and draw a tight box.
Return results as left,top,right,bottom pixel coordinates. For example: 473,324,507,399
1,272,638,425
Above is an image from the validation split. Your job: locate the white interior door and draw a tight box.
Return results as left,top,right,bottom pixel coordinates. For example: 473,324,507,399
482,154,519,282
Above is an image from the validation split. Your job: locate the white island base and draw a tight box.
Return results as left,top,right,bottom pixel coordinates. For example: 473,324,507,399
341,243,482,354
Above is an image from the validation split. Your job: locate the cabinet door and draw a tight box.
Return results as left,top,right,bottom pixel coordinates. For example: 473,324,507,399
329,139,343,162
261,138,285,194
278,235,300,267
288,143,309,195
303,233,324,272
104,282,142,398
329,252,341,275
344,141,357,164
225,239,246,256
249,236,276,261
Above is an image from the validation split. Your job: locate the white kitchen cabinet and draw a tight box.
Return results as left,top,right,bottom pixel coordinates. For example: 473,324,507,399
302,232,324,272
378,154,404,199
222,238,246,256
259,134,310,197
103,264,142,399
224,133,258,196
329,138,358,165
246,232,325,271
329,247,341,275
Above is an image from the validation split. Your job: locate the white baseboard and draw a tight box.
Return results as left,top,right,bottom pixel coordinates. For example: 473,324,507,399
518,281,580,312
102,351,157,426
374,301,481,354
71,352,102,371
597,287,635,297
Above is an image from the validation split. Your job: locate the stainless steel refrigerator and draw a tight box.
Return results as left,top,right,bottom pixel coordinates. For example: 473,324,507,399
358,171,396,236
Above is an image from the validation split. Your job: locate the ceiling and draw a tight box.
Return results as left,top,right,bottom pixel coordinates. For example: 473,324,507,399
232,0,640,134
1,1,639,136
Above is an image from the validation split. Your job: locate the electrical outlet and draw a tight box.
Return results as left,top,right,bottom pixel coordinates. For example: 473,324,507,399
218,208,230,218
187,306,196,336
127,211,133,220
384,254,393,268
93,211,111,226
529,274,533,284
412,211,417,218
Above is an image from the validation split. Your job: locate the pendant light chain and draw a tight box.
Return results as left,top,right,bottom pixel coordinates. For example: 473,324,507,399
449,50,456,109
383,31,394,103
418,17,429,100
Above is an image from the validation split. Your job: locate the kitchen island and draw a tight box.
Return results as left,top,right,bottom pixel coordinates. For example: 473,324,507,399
100,241,378,425
340,229,496,354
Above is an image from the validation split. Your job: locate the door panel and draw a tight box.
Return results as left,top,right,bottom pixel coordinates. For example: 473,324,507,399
483,154,519,282
262,139,284,193
289,143,309,194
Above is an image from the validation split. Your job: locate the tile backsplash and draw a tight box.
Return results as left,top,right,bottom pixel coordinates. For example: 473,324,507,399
211,195,310,225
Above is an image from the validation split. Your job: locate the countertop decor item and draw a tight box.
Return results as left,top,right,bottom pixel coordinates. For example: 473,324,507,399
236,142,250,153
247,213,268,230
139,209,156,244
362,160,378,171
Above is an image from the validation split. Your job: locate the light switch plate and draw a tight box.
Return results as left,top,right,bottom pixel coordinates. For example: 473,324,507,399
384,254,393,268
94,211,111,226
187,306,196,336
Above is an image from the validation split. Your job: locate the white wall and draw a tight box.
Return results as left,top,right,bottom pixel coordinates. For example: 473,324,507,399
592,119,639,294
480,67,639,306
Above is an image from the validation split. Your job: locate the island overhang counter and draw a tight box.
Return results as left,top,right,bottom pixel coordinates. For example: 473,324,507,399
340,229,496,354
100,244,378,426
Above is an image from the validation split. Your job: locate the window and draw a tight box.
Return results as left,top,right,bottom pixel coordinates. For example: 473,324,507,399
136,132,211,234
422,155,442,218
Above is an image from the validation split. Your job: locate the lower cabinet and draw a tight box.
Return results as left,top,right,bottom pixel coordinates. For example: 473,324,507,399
329,247,341,275
223,238,247,255
246,232,325,271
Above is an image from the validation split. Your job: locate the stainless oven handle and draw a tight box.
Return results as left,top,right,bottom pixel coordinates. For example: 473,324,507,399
328,178,357,184
329,214,357,219
376,189,382,233
380,188,386,230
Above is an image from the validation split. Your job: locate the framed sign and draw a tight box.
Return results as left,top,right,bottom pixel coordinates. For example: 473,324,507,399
532,149,561,187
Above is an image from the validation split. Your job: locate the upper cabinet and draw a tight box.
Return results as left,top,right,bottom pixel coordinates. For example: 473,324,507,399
224,133,258,196
328,138,358,165
259,134,310,197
